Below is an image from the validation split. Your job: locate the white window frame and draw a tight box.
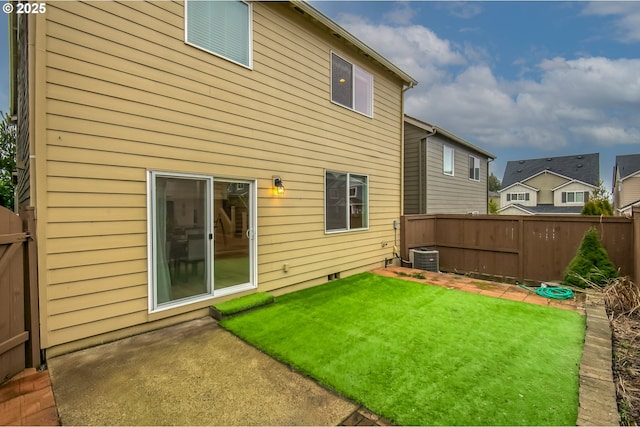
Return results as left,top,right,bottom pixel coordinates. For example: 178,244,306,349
324,170,369,233
443,145,455,176
147,171,258,313
184,0,253,69
330,52,374,118
148,171,214,312
507,192,530,202
469,155,480,181
562,191,587,204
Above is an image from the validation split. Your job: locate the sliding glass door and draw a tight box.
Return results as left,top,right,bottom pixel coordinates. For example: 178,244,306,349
213,180,252,290
150,172,255,310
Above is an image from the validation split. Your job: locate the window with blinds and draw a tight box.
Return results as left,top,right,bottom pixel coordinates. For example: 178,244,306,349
185,0,252,68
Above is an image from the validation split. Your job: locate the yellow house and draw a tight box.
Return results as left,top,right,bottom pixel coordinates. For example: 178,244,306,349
10,0,417,356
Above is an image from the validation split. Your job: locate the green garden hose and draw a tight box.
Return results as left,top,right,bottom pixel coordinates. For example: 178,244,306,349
517,283,574,300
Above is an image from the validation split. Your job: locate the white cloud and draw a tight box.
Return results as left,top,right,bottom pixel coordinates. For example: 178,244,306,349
418,56,640,150
582,2,640,43
335,13,466,87
570,126,640,146
337,14,465,67
335,13,640,153
440,2,483,20
383,2,416,26
537,57,640,105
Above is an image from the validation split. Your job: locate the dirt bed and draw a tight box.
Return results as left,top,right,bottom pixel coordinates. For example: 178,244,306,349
611,313,640,426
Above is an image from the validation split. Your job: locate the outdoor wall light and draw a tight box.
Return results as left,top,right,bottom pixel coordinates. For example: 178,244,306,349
273,176,285,195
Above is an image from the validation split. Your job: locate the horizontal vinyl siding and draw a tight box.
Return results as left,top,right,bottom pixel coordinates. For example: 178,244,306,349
41,1,404,347
621,176,640,207
403,122,424,214
523,173,567,205
553,182,593,206
499,183,537,207
425,135,487,214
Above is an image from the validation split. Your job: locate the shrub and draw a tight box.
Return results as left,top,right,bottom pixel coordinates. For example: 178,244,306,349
581,199,613,216
563,227,618,288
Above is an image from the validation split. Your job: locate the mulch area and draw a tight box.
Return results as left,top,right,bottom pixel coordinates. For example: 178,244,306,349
611,313,640,425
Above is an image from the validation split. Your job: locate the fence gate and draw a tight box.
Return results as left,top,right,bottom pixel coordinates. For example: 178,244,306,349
0,206,40,383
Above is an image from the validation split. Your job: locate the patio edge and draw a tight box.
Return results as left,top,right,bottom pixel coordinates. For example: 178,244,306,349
576,291,620,426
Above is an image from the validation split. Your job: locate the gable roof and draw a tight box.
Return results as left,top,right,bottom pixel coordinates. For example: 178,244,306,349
615,154,640,181
404,115,496,160
498,203,583,215
293,2,418,88
619,198,640,211
551,179,596,191
502,153,599,188
498,181,538,193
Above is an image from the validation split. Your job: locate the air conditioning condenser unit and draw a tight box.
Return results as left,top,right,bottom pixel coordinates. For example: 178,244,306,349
410,248,439,272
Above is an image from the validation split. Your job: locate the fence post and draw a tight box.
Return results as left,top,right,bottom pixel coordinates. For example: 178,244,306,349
634,207,640,286
517,216,524,283
20,207,41,368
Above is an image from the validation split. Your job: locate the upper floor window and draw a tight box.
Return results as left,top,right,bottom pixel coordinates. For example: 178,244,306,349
507,193,530,202
185,0,252,68
469,155,480,181
325,171,368,232
443,145,454,176
331,53,373,117
562,191,589,203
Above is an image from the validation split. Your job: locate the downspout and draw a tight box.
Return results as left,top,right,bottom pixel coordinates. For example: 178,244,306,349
400,82,414,216
394,81,415,266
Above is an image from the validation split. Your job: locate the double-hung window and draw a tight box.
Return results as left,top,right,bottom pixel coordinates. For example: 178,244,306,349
443,145,454,176
331,52,373,117
562,191,589,203
185,0,252,68
469,155,480,181
325,171,368,232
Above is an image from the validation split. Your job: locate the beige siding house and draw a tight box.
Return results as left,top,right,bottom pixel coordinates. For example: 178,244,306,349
403,115,496,214
498,153,599,215
10,0,417,355
613,154,640,216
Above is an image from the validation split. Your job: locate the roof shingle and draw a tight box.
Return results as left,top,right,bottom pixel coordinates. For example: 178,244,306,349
502,153,599,188
615,154,640,180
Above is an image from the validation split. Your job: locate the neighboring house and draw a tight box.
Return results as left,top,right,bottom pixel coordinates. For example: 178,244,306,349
403,115,496,214
613,154,640,217
9,1,417,355
498,153,599,215
488,191,500,212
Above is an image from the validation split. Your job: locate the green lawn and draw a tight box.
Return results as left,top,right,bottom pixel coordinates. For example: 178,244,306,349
221,272,585,426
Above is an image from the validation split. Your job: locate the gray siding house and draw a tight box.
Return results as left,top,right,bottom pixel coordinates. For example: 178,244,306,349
613,154,640,216
404,115,496,214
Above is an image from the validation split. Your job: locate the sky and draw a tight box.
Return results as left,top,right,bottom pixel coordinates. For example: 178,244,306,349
1,1,639,193
310,1,640,193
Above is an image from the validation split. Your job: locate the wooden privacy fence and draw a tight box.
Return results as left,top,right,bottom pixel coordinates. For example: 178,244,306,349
401,207,640,285
0,206,40,383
